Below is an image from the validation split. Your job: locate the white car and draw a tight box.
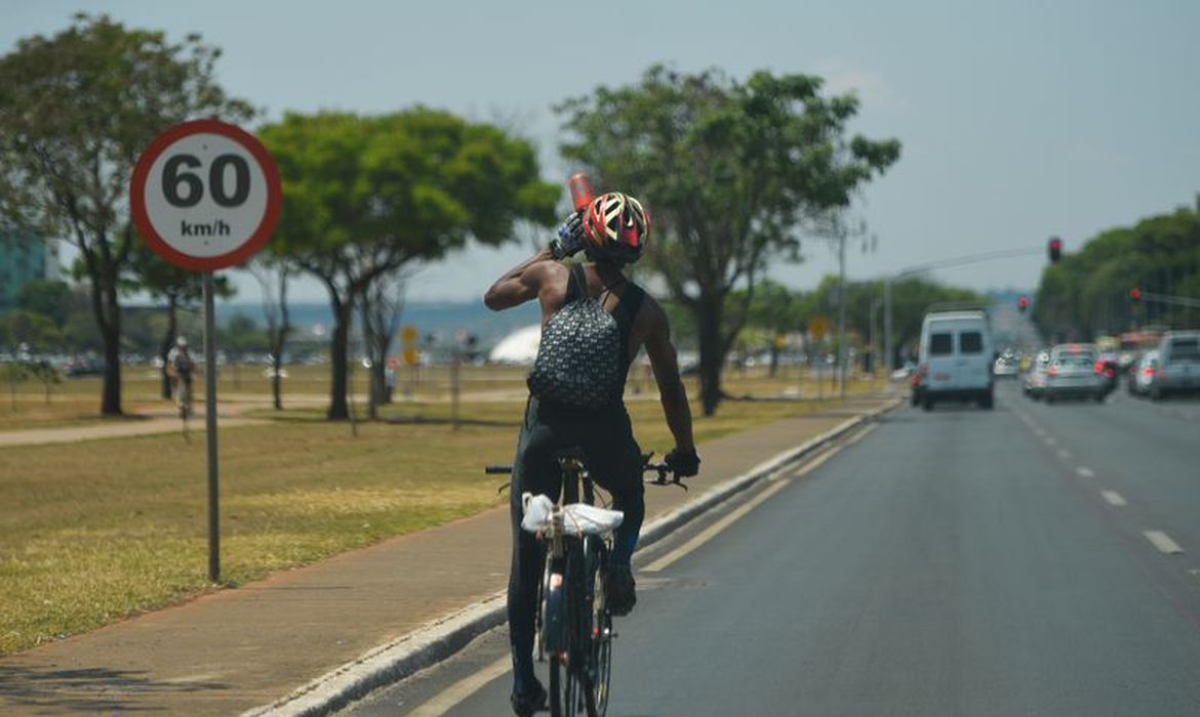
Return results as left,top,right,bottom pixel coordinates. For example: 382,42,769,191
1042,344,1106,404
1150,331,1200,400
1127,350,1159,397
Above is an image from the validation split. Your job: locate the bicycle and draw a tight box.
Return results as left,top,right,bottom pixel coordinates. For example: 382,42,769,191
175,374,193,421
487,449,682,717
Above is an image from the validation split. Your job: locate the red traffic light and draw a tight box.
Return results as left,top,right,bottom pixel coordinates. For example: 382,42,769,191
1130,287,1142,302
1047,237,1063,263
1017,295,1030,312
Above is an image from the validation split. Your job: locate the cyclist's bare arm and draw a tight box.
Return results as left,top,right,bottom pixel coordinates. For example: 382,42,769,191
483,248,568,322
637,297,695,454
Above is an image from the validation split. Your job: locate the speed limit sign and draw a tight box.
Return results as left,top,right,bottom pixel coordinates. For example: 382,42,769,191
131,119,281,272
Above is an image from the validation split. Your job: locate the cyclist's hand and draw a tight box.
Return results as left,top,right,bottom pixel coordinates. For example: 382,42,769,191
664,448,700,478
549,211,586,260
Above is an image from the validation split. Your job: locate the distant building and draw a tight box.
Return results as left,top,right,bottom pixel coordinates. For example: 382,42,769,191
0,230,57,311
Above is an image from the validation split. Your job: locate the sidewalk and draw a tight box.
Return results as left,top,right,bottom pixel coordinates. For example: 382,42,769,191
0,391,902,717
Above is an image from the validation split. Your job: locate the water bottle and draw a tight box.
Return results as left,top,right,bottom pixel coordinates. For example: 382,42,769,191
568,172,595,211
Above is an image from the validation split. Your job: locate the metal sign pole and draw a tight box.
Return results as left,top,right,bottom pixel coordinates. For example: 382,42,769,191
204,272,220,583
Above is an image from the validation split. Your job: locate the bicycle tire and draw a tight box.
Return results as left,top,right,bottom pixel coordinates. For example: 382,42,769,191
582,537,613,717
549,548,583,716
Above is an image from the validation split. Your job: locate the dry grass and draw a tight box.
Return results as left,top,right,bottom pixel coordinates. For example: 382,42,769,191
0,363,884,655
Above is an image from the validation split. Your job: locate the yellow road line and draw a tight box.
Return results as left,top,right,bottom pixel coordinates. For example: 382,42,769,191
407,656,510,717
642,425,874,574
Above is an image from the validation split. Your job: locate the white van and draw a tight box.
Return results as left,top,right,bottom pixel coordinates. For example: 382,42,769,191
917,310,995,410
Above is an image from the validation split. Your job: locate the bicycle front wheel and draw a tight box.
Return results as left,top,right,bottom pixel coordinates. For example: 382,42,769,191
549,650,583,716
583,539,613,717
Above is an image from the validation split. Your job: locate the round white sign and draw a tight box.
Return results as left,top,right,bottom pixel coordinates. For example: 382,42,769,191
131,119,280,271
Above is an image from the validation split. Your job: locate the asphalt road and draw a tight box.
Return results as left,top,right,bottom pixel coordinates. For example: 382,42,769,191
335,381,1200,717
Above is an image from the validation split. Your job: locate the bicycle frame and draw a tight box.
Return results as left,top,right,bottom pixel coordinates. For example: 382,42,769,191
485,451,678,717
536,449,611,717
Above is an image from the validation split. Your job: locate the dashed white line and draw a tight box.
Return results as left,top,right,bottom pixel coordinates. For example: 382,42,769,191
1144,530,1184,555
1057,448,1072,460
1076,466,1095,478
1101,491,1127,507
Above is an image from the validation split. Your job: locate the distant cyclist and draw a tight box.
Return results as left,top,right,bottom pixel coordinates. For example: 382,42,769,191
167,336,196,413
485,191,700,715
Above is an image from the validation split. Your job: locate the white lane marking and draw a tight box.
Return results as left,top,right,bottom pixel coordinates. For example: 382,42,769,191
1076,466,1095,478
1101,491,1127,507
643,478,791,573
1045,437,1057,447
1057,449,1072,460
1144,530,1185,555
407,656,510,717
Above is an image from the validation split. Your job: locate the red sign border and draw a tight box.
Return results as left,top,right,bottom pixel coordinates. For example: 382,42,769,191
131,119,281,272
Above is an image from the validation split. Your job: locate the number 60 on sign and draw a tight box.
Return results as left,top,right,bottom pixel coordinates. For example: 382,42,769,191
131,119,281,272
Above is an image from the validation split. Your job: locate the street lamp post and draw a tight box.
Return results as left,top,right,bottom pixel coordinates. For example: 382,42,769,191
882,246,1049,377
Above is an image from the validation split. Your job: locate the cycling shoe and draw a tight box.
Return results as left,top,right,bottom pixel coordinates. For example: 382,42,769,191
603,563,637,616
510,680,548,716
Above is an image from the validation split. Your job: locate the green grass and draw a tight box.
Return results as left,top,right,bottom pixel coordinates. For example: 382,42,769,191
0,364,884,655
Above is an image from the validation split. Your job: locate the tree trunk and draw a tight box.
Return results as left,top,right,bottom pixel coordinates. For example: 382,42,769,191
327,300,352,420
93,277,123,416
695,291,725,416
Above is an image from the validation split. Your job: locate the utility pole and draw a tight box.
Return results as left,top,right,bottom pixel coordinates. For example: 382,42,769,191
882,246,1048,379
837,216,848,400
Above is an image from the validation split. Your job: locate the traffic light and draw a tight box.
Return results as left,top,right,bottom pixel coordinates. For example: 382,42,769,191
1130,287,1142,302
1047,236,1063,263
1017,295,1030,313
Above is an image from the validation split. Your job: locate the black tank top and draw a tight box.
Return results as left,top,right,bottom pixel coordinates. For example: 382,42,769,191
566,263,645,379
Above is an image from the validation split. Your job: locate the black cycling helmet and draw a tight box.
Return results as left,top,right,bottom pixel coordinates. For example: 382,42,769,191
581,192,651,265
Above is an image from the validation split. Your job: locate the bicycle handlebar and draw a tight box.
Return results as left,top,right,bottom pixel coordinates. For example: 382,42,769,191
484,457,688,490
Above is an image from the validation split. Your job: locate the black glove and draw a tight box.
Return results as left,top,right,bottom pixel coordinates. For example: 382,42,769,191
664,448,700,478
549,211,586,260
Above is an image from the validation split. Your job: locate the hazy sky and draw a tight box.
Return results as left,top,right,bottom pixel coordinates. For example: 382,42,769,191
5,0,1198,303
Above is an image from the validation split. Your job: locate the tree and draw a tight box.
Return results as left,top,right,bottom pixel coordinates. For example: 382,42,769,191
1033,208,1200,340
260,109,560,420
359,271,411,418
557,65,901,415
0,13,254,415
737,278,807,376
248,254,296,410
15,279,70,328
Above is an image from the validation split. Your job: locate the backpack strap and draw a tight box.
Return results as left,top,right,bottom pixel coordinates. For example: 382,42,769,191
614,282,645,373
566,263,587,303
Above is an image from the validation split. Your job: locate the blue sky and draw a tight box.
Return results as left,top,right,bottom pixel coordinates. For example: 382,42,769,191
5,0,1198,303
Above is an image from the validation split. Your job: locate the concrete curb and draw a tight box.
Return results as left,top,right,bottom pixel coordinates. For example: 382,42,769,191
242,397,902,717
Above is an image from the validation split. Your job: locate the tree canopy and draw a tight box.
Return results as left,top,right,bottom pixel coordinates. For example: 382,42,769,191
259,108,560,419
557,65,901,414
0,13,254,414
1034,208,1200,341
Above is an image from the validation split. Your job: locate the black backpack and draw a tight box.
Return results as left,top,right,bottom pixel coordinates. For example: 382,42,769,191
527,264,643,410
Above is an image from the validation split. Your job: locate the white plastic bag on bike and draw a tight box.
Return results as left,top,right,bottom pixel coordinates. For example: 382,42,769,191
521,492,624,536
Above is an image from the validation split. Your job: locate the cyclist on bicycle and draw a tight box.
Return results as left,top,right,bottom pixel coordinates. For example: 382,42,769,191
485,191,700,715
167,336,195,408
